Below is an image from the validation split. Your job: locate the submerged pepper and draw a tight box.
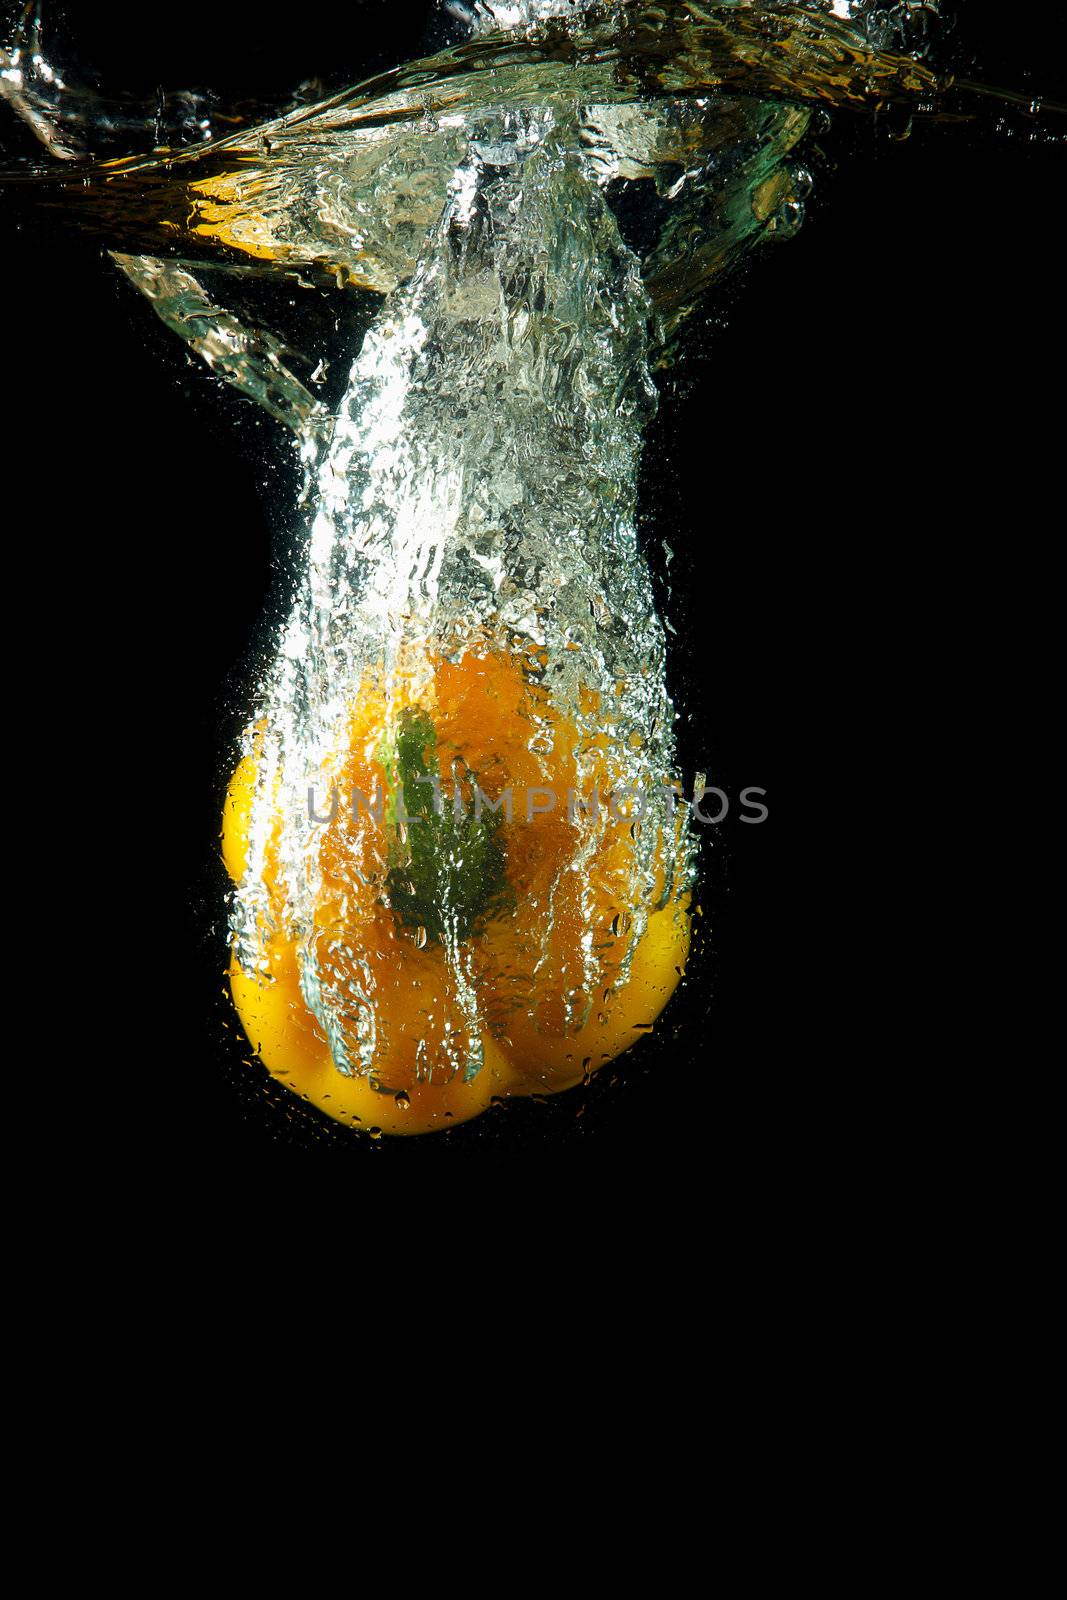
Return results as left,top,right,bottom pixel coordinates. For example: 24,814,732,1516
224,644,691,1135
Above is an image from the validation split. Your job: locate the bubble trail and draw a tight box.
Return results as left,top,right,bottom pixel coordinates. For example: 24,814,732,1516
226,91,696,1131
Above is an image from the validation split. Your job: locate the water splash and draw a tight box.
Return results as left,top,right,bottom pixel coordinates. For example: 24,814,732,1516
230,95,690,1106
4,0,1058,1132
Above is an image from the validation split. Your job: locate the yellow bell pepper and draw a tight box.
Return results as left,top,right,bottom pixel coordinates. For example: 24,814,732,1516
224,644,690,1135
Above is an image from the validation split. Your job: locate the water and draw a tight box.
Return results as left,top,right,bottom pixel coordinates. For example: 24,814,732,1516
3,0,1062,1136
226,96,693,1119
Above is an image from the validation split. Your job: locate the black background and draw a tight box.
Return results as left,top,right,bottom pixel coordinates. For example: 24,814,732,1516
3,2,1062,1169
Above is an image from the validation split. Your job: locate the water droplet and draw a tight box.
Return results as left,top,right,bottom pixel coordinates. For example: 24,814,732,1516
790,165,814,201
770,198,806,240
